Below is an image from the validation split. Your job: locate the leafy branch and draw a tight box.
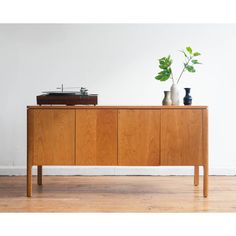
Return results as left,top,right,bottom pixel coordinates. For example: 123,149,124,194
155,47,202,84
155,55,173,82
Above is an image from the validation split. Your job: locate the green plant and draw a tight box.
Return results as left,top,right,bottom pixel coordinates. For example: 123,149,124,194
155,46,201,84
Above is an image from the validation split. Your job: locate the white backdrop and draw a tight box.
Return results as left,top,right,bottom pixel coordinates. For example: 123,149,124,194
0,24,235,175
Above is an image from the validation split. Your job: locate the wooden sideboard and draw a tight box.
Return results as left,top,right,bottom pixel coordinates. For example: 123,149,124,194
27,106,208,197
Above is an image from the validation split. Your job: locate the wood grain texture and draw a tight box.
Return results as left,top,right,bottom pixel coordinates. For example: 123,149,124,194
76,109,117,165
118,110,160,166
32,109,75,165
27,106,208,197
161,109,203,165
37,94,97,105
202,109,208,164
203,109,209,197
28,105,208,109
0,176,234,212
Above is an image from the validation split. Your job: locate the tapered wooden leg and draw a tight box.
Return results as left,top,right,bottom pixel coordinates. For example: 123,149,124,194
27,164,32,197
203,164,208,197
37,166,43,185
194,166,199,186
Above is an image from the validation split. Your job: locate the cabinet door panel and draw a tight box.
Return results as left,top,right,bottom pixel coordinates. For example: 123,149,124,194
118,110,160,166
76,109,117,165
161,109,203,165
33,109,75,165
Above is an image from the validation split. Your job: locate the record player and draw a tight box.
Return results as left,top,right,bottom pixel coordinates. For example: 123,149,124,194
37,84,98,105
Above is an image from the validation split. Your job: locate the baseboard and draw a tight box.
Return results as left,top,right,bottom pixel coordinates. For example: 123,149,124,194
0,166,235,176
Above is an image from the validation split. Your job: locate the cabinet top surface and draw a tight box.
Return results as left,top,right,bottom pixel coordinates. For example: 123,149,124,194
27,105,208,109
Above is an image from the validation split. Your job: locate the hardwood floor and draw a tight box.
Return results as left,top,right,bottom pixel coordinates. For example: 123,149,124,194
0,176,235,212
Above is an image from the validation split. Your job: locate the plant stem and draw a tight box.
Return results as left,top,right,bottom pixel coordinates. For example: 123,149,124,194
177,56,192,84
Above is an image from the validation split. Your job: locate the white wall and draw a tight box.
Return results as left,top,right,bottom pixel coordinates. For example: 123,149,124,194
0,24,235,175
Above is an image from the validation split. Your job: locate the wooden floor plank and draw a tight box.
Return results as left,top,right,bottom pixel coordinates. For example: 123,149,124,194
0,176,235,212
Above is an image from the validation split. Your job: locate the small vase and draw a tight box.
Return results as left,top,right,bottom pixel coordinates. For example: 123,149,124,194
162,91,172,106
183,88,192,105
170,83,180,105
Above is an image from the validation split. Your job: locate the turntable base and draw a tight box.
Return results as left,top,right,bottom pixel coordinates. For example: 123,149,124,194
37,94,97,105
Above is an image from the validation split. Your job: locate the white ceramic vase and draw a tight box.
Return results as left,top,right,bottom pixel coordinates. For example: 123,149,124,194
170,83,180,105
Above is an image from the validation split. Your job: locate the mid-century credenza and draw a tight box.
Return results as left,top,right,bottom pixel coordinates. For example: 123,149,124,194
27,106,208,197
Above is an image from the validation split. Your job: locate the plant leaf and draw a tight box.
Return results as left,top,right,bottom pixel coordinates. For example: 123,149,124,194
193,52,201,56
155,68,171,81
186,65,196,73
155,55,173,81
158,55,172,69
191,59,201,64
186,47,193,54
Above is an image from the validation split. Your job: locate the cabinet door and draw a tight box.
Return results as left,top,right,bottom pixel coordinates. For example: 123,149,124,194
32,109,75,165
161,109,203,165
76,109,117,165
118,110,160,166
